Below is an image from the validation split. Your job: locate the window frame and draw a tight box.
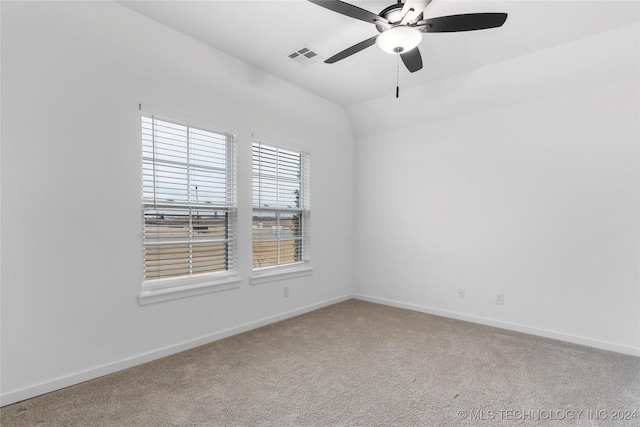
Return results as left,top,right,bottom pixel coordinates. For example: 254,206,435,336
250,139,312,285
138,113,240,305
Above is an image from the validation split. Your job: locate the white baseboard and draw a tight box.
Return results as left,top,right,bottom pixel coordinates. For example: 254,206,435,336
1,294,354,407
354,294,640,357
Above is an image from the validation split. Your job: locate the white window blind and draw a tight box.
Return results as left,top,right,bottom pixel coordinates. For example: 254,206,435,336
141,115,237,282
252,141,310,270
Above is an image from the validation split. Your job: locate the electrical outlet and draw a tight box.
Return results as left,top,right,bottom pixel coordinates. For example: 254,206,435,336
283,287,289,298
457,288,465,299
495,292,504,305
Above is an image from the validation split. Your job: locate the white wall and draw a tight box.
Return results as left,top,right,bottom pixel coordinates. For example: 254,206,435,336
1,1,355,404
352,24,640,355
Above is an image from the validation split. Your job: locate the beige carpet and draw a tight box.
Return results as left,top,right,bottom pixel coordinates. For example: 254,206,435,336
2,299,639,426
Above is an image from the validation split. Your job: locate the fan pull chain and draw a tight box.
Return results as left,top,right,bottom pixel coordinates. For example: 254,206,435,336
396,55,400,98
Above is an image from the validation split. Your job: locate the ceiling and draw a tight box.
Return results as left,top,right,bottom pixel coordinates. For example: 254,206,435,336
118,1,639,107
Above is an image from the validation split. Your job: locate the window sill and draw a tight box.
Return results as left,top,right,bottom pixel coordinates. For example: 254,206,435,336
250,265,313,286
138,276,241,306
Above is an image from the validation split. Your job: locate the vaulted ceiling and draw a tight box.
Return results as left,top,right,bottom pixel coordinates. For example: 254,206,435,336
118,1,639,107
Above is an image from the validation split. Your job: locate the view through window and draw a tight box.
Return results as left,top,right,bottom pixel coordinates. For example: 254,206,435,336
252,141,310,270
141,115,237,282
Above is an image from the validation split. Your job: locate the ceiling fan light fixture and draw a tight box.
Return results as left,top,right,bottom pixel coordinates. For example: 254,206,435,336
375,26,422,54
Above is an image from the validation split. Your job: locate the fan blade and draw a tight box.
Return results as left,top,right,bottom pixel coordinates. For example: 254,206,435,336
401,0,432,24
307,0,388,24
422,13,507,32
400,47,423,73
325,35,378,64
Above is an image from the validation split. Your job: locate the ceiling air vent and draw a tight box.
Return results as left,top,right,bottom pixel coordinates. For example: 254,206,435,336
287,46,319,66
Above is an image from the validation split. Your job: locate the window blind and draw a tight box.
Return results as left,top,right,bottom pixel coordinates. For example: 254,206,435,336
142,115,237,282
252,141,310,269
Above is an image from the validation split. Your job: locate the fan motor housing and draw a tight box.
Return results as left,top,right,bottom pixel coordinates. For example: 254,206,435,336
376,3,422,32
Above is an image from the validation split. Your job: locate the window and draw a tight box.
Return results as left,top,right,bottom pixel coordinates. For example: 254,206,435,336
252,141,310,272
141,115,237,290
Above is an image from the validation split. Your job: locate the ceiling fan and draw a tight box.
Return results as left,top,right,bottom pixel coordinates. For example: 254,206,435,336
308,0,508,73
